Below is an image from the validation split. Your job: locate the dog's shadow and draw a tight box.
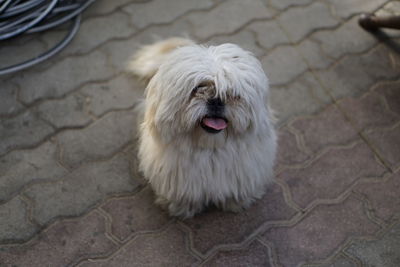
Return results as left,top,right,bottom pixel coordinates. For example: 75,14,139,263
369,29,400,54
111,177,297,255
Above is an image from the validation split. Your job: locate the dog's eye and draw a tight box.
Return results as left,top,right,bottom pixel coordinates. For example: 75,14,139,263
191,86,205,99
191,86,201,97
192,86,200,94
191,82,209,96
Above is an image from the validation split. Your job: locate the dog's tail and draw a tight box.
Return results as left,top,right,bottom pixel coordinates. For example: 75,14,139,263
127,37,195,83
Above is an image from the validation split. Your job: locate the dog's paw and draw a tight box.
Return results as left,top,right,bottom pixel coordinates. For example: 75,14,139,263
155,196,203,219
221,198,253,213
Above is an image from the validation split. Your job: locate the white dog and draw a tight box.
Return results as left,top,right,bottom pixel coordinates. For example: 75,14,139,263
129,38,277,218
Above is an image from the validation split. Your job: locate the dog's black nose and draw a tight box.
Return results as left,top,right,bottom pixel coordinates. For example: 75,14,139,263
207,97,224,107
207,97,224,115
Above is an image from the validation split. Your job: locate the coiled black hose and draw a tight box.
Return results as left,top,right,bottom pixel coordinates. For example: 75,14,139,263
0,0,96,75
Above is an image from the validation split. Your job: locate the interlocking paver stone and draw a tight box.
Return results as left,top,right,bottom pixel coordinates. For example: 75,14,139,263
345,222,400,267
80,224,198,266
189,0,275,40
0,82,23,117
277,142,386,209
261,195,380,266
374,80,400,117
270,72,331,125
24,153,139,226
379,1,400,16
80,74,143,117
43,11,135,56
120,142,143,184
291,105,358,154
101,186,170,242
316,45,400,99
123,0,214,30
84,0,149,17
268,0,313,10
304,254,357,267
0,211,117,266
0,196,37,242
327,0,387,19
36,93,92,128
0,35,46,69
80,11,135,49
203,240,272,267
365,123,400,171
39,29,68,56
16,50,115,104
182,182,297,254
248,20,290,51
338,91,399,132
355,172,400,223
278,2,339,43
0,111,54,156
0,141,67,203
58,109,137,169
262,45,308,86
297,39,335,69
312,17,378,60
276,127,310,168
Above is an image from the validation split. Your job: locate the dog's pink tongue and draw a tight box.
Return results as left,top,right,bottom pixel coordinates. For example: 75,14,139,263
203,117,227,130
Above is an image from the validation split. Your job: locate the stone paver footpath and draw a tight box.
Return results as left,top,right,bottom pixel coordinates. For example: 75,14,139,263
1,0,400,266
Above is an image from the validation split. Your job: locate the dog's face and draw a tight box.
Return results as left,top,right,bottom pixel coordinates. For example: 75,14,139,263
143,43,270,146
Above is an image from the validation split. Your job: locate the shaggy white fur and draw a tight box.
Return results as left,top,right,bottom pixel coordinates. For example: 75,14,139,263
129,37,277,218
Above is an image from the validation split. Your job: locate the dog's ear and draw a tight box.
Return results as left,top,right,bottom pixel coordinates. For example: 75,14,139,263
127,37,195,85
142,87,160,140
142,83,177,144
143,111,177,145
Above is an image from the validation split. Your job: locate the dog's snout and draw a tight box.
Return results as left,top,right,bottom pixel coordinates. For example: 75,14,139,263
207,97,224,107
207,97,224,115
